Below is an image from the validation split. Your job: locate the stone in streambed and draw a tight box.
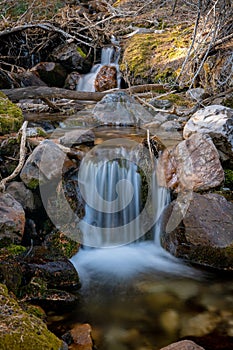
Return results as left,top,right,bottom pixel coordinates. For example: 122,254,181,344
183,105,233,165
59,129,95,147
62,323,93,350
159,133,224,192
94,65,117,92
0,193,25,246
161,192,233,271
159,340,205,350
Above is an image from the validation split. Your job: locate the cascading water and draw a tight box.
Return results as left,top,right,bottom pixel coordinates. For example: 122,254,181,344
76,45,121,92
70,140,198,285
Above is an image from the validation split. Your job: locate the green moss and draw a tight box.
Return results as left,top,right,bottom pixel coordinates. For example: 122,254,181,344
76,46,87,58
121,26,192,85
23,304,46,321
0,283,62,350
0,244,26,258
45,231,80,259
0,92,23,135
27,178,40,190
224,169,233,190
160,92,194,107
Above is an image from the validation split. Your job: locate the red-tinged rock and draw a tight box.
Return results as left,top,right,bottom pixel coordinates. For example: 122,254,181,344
94,65,117,92
0,193,25,245
159,340,205,350
70,323,93,350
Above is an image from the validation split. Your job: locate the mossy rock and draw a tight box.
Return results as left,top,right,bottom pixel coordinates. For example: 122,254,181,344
120,26,192,85
0,283,63,350
44,231,80,259
224,169,233,190
0,92,23,135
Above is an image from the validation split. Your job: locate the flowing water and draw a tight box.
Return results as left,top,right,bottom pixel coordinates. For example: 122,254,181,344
76,46,121,92
49,129,233,350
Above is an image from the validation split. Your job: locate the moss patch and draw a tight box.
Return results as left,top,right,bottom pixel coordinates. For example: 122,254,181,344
0,244,26,259
120,26,192,85
0,92,23,135
224,169,233,190
0,283,62,350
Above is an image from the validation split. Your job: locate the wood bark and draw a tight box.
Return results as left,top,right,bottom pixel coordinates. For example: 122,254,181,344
1,84,168,102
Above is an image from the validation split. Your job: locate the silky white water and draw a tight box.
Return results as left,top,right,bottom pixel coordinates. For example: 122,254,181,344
70,142,200,285
76,46,121,92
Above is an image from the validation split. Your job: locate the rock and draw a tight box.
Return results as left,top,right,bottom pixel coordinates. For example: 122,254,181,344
160,120,182,131
149,98,172,109
68,323,93,350
20,140,66,189
186,88,206,101
0,92,23,135
94,65,117,92
0,69,15,89
31,62,68,87
60,129,95,147
159,309,180,335
180,312,221,337
0,283,64,350
183,105,233,164
159,340,205,350
6,181,35,211
161,192,233,271
64,72,81,90
93,92,154,125
159,133,224,192
16,71,47,87
0,193,25,245
50,43,89,72
43,231,79,259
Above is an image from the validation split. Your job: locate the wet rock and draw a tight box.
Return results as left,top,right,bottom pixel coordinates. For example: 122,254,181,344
0,92,23,135
20,140,66,189
161,192,233,271
0,193,25,245
186,88,206,101
6,181,35,211
64,323,93,350
159,133,224,192
94,65,117,92
160,120,182,131
43,231,79,259
93,92,154,125
180,312,221,337
159,340,205,350
0,283,64,350
31,62,68,87
50,43,89,72
64,72,81,90
149,98,172,109
60,129,95,147
183,105,233,165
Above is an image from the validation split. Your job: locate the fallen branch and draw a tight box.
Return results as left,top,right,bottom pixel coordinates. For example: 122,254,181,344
2,84,168,102
0,121,28,192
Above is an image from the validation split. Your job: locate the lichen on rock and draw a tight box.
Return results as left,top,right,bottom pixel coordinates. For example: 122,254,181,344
0,283,63,350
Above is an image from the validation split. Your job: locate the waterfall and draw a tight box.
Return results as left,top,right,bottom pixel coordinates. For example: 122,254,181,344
76,45,121,92
70,141,198,283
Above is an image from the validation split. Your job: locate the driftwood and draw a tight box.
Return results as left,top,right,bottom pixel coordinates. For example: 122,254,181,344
1,84,168,102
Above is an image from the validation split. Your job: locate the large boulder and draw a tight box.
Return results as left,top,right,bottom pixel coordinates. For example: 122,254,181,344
94,65,117,92
161,193,233,271
159,133,224,192
20,140,66,189
0,193,25,245
160,340,205,350
0,283,64,350
183,105,233,165
6,181,35,211
93,91,154,125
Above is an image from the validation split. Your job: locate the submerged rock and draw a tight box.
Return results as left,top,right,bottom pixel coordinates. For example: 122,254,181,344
159,340,205,350
62,323,93,350
0,283,64,350
159,133,224,192
183,105,233,165
0,193,25,245
161,192,233,271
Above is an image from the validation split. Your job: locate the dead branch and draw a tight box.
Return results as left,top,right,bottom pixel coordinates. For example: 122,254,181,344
0,121,28,192
2,84,168,102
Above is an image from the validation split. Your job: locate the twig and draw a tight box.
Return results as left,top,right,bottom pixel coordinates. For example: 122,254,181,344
147,129,154,164
0,121,28,192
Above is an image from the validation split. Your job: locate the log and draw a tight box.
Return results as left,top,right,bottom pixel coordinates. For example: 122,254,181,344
1,84,168,102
